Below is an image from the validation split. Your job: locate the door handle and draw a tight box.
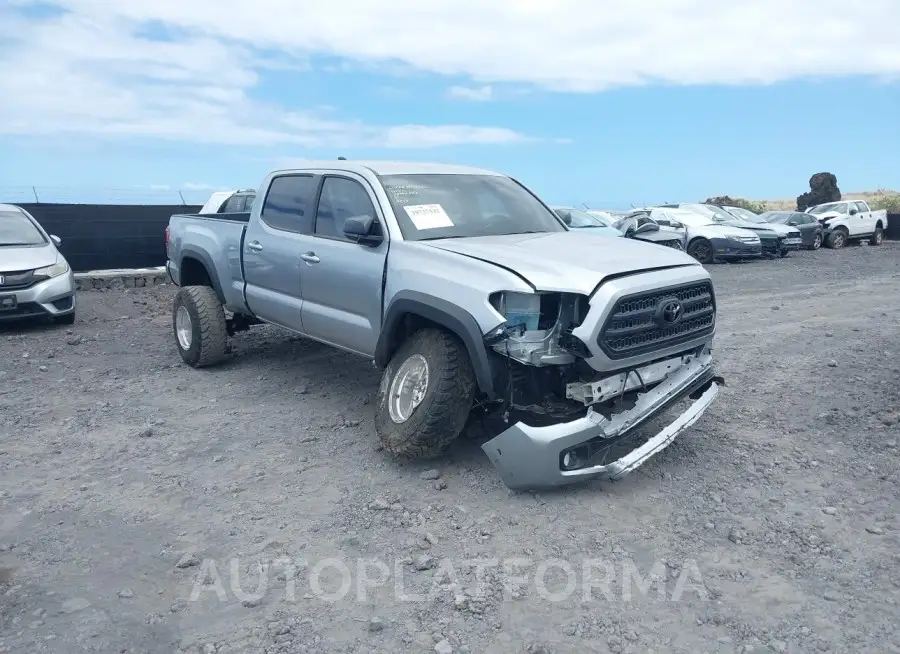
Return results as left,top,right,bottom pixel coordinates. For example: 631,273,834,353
246,240,263,252
300,252,320,264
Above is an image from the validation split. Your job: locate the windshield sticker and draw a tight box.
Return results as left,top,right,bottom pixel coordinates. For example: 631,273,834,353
404,204,454,230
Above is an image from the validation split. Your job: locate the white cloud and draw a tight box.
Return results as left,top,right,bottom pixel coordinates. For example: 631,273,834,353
446,85,494,102
2,0,899,148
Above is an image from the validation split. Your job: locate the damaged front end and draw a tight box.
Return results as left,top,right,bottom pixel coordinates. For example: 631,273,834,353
480,285,723,491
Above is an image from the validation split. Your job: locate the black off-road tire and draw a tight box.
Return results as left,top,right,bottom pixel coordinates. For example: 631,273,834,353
870,226,884,246
826,227,848,249
173,286,227,368
375,327,476,459
687,238,714,264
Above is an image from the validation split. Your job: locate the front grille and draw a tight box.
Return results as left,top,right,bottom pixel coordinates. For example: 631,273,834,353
0,269,39,291
597,281,716,359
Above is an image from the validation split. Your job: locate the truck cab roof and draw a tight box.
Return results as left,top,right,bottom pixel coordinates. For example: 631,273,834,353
270,160,505,177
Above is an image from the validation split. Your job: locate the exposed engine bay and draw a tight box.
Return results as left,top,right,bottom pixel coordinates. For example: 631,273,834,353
485,289,708,427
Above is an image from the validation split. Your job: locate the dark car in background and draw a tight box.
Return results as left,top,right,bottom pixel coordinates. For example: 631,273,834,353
757,211,824,250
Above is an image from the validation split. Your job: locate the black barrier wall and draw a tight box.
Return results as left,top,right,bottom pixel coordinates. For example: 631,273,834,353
887,213,900,240
15,203,201,272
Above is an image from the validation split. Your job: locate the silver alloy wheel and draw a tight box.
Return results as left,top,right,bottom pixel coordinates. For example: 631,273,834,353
875,229,883,244
388,354,429,423
175,305,193,350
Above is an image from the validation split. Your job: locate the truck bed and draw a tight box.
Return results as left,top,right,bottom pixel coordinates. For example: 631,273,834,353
168,212,250,312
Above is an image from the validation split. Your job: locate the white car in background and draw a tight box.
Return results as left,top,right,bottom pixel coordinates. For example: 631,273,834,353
805,200,888,248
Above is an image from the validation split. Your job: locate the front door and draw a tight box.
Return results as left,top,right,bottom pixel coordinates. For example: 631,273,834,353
243,173,319,333
299,174,388,356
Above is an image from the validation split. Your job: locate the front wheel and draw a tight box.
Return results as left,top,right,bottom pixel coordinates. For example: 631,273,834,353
375,327,475,459
826,228,848,249
687,238,714,264
810,232,823,250
172,286,228,368
870,227,884,246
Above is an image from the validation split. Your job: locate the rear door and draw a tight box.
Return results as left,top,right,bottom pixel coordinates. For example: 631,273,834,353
243,174,319,332
854,201,875,235
298,173,388,356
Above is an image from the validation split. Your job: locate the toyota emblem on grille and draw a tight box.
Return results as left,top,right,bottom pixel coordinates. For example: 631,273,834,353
655,297,684,326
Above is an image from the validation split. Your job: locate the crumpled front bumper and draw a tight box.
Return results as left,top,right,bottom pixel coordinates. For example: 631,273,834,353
481,354,722,491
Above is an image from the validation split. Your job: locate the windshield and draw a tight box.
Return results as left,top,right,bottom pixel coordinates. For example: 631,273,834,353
808,202,847,215
554,208,613,228
0,211,47,246
726,206,761,221
378,174,565,241
760,211,791,224
701,205,740,223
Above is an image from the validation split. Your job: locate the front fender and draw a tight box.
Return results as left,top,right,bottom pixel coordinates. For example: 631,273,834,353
375,291,499,399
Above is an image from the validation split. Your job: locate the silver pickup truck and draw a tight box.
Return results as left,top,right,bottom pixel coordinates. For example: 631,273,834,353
165,161,723,490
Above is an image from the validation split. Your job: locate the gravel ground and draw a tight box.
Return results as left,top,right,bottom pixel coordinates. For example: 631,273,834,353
2,243,899,654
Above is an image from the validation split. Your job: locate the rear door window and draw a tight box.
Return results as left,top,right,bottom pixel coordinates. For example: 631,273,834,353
260,175,318,233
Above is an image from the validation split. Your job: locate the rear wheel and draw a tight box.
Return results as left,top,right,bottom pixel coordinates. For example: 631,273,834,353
870,226,884,246
687,238,714,264
375,327,475,459
826,227,848,249
173,286,228,368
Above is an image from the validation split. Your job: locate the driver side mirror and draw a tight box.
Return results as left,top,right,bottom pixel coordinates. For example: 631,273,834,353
788,220,798,226
848,208,858,215
50,235,62,247
343,215,383,246
634,222,659,235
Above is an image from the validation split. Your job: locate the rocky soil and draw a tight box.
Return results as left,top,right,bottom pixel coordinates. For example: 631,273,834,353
1,243,899,654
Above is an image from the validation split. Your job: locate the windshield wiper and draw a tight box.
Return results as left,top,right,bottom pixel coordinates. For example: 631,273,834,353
417,234,475,241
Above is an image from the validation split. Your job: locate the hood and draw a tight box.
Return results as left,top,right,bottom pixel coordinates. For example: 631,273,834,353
814,211,842,221
719,219,778,238
422,231,698,295
0,243,59,272
749,222,792,236
569,225,624,238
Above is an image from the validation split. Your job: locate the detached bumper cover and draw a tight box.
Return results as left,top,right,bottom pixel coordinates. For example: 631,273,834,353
481,355,722,491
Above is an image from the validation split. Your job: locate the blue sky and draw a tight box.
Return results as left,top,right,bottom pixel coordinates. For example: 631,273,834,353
1,0,898,208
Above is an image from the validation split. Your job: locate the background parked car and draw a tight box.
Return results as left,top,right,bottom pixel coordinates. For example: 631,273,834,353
198,189,257,214
756,211,824,250
555,207,685,250
0,203,76,324
662,203,788,257
551,207,623,237
640,207,761,263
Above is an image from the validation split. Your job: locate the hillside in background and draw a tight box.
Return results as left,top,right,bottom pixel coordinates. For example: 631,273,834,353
757,190,899,211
